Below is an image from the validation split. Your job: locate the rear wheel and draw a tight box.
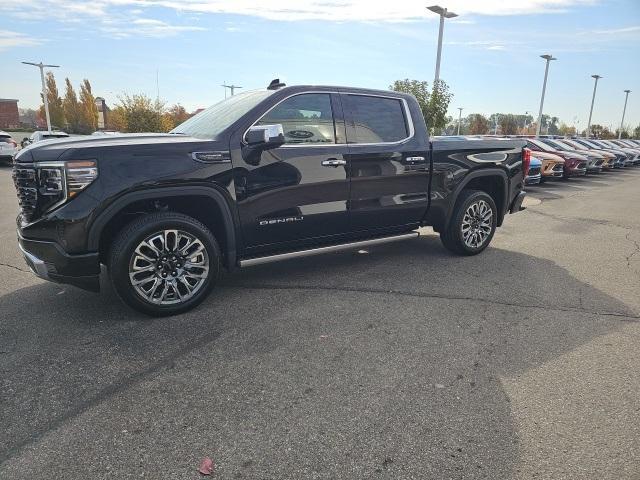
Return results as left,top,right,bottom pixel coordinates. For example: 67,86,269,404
440,190,497,256
109,212,220,316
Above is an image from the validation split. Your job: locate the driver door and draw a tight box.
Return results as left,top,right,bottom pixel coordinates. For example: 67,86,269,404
232,92,351,252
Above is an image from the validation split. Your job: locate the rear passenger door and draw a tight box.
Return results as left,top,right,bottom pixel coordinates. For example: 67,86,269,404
342,93,430,232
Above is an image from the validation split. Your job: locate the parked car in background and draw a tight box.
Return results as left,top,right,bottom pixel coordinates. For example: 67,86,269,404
0,130,18,164
572,138,627,168
561,138,615,170
23,130,70,146
541,138,604,173
590,139,634,167
525,156,542,185
526,138,582,179
607,140,640,165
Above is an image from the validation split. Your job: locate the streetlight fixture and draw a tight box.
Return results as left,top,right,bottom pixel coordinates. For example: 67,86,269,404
586,74,602,138
456,107,463,135
22,61,60,134
427,5,458,87
221,82,242,98
618,89,631,139
535,54,556,137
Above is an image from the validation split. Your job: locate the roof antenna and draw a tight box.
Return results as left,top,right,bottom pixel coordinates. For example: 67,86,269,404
267,78,286,90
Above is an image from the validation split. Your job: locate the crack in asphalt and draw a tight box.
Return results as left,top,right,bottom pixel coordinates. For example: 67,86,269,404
0,262,29,274
625,231,640,269
223,283,640,322
0,329,222,465
526,208,633,230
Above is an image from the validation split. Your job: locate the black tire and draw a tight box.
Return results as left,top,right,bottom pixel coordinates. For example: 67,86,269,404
109,212,220,316
440,190,497,256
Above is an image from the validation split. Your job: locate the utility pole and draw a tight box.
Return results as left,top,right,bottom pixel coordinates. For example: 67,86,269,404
427,5,458,87
618,90,631,139
22,61,60,134
222,83,242,98
586,74,602,138
494,115,499,135
456,107,463,135
535,54,556,137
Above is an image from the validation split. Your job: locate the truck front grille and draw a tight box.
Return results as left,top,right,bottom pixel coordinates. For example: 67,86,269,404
12,166,38,222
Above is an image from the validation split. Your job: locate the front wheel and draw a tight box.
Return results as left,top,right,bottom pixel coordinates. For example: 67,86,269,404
109,212,220,316
440,190,497,256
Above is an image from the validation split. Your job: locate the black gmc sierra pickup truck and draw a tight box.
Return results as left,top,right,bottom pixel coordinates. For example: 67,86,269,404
13,82,529,316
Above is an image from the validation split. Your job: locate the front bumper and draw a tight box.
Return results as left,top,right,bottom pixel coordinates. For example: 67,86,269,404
17,233,100,292
525,173,542,185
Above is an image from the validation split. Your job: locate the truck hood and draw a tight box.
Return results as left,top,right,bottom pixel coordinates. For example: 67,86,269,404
15,133,215,163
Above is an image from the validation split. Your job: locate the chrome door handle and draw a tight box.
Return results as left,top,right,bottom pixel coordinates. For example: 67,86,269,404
406,156,426,163
322,158,347,167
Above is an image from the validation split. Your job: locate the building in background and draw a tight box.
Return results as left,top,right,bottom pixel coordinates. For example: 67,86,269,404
95,97,108,130
0,99,19,129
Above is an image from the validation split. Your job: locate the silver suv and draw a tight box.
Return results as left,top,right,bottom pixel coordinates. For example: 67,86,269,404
0,130,18,163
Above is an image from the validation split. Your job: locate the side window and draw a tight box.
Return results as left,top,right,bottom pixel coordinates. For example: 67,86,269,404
256,93,335,145
345,95,409,144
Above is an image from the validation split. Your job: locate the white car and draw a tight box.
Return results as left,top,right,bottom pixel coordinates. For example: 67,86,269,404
24,130,70,146
0,130,18,163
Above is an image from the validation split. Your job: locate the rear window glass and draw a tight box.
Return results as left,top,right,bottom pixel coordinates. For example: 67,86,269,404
344,95,409,144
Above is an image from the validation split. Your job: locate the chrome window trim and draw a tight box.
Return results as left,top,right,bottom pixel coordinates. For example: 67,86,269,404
241,90,415,149
342,92,415,147
242,91,340,148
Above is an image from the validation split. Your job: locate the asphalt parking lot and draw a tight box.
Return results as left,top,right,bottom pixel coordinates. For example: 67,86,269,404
0,166,639,479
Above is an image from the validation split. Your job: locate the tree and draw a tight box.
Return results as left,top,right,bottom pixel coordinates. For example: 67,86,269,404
160,104,191,132
589,124,614,139
117,93,164,133
558,123,576,136
466,114,489,135
634,124,640,139
79,79,98,133
106,106,127,131
390,78,453,135
39,72,65,129
499,114,519,135
62,78,81,133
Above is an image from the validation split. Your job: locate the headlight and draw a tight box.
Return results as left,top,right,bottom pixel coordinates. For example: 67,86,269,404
35,160,98,212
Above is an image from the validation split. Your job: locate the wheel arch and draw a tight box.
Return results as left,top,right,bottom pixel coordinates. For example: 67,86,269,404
445,169,509,229
87,186,239,269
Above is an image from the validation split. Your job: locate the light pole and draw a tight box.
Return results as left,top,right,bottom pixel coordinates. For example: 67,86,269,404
586,74,602,138
494,115,500,135
456,107,463,135
535,54,556,137
222,83,242,98
427,5,458,87
22,61,60,134
618,89,631,139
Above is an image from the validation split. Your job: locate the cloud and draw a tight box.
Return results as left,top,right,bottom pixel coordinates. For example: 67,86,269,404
591,25,640,35
102,18,206,38
0,30,42,50
0,0,598,23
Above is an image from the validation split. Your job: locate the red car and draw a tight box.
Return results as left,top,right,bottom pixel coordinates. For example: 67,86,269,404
526,138,587,178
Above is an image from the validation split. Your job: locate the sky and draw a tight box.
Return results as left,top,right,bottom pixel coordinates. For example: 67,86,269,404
1,0,639,131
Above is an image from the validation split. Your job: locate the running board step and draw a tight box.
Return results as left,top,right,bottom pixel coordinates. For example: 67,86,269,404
238,232,420,268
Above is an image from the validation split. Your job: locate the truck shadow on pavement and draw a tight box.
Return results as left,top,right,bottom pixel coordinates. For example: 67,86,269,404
0,235,636,479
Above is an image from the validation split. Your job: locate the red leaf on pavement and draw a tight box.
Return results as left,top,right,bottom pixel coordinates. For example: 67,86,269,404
198,457,214,475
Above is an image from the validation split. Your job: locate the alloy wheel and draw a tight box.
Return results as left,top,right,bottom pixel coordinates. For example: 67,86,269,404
128,229,209,305
461,200,493,249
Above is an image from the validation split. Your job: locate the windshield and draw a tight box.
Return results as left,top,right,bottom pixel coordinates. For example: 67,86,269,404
528,138,555,152
564,140,586,150
170,89,274,139
542,139,571,151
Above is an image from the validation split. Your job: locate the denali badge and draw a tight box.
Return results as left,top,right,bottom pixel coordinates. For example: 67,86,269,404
259,216,304,226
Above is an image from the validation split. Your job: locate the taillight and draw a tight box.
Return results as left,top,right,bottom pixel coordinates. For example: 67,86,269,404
522,148,531,178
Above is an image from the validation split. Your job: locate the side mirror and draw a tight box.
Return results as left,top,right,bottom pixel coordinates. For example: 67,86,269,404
245,124,285,150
